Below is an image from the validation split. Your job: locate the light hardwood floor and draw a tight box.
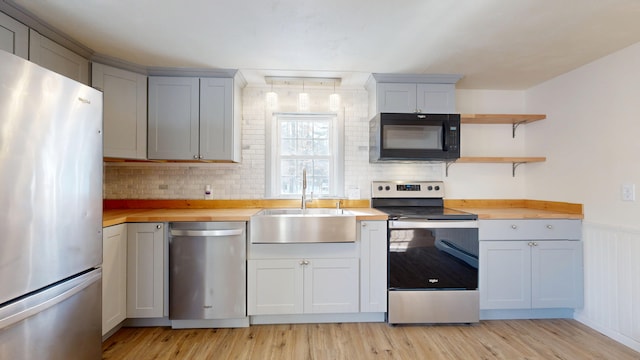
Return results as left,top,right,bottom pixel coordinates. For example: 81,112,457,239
102,320,639,360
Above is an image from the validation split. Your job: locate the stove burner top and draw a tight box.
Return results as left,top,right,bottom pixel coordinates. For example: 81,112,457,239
377,206,477,221
370,181,477,221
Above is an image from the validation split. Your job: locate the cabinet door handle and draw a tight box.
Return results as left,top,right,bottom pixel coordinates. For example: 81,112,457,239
193,155,199,159
546,224,553,229
362,223,367,228
511,225,518,229
156,224,162,230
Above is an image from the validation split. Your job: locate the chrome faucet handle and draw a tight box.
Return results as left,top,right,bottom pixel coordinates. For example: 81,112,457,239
302,168,307,190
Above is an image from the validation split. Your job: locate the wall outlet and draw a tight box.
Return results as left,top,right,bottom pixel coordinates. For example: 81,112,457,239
621,183,635,201
204,184,213,200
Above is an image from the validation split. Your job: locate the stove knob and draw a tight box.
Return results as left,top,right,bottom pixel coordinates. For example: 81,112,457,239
427,186,433,191
377,186,383,191
385,185,391,191
434,186,440,191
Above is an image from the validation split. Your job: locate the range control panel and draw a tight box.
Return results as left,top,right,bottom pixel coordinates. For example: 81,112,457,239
371,181,445,198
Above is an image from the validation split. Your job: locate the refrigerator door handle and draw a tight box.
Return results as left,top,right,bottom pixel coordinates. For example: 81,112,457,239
0,269,101,330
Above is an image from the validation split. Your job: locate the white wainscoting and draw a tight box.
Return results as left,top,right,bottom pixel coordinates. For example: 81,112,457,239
574,221,640,352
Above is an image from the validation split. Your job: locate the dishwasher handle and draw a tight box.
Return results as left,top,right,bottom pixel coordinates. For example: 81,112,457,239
170,229,244,237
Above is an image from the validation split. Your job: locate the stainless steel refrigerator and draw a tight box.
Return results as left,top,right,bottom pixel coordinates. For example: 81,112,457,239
0,50,103,359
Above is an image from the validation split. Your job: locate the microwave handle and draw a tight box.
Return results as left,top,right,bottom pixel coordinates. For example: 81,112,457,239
442,122,449,151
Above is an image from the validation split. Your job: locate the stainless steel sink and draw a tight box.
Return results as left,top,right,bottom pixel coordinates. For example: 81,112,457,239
250,208,357,243
258,208,353,216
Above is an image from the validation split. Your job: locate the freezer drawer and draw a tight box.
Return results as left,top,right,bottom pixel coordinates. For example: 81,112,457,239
169,222,247,320
0,269,102,359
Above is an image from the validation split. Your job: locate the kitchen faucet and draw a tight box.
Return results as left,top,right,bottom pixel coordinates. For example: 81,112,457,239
301,168,313,210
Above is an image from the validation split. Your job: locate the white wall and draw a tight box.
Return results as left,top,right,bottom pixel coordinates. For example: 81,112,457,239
526,41,640,352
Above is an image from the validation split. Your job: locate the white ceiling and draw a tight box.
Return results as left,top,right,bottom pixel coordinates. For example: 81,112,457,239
10,0,640,89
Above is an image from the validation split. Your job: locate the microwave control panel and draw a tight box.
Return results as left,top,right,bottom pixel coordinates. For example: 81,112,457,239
447,125,459,152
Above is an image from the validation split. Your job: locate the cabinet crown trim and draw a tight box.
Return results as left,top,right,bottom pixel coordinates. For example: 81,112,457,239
368,73,462,85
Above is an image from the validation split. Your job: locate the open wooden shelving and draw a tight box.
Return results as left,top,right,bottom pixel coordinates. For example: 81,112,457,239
449,114,548,177
460,114,546,124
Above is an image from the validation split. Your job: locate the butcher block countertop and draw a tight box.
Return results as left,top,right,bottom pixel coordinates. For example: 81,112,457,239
102,199,583,227
445,199,584,220
102,199,388,227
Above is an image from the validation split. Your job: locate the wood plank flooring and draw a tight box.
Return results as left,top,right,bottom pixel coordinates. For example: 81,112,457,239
102,320,639,360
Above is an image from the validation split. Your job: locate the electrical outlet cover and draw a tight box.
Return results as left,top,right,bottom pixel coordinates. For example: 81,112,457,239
621,183,635,201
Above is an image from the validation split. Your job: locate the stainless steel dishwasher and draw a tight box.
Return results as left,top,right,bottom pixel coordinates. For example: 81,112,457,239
169,222,246,320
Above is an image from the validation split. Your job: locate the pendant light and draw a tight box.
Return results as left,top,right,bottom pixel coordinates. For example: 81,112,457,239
265,79,278,110
298,80,310,112
329,80,340,112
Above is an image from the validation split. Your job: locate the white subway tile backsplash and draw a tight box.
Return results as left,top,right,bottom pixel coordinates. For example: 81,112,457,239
103,86,443,199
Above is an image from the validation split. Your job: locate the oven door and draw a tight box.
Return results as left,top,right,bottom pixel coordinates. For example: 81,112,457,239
388,220,478,290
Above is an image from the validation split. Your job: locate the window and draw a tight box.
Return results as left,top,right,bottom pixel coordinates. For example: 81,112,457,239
266,113,344,198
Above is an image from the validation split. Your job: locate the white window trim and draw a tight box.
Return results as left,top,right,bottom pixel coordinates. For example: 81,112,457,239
266,112,344,198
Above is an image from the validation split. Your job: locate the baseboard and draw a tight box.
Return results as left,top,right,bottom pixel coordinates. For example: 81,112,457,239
171,318,249,329
574,313,640,353
250,312,386,325
480,308,574,320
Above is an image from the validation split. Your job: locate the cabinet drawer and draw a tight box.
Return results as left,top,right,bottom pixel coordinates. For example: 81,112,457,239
479,220,581,240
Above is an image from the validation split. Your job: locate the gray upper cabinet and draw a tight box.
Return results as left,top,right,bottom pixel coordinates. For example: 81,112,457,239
92,63,148,159
0,12,28,58
200,77,236,160
148,74,243,162
366,73,461,116
148,77,200,160
29,30,90,85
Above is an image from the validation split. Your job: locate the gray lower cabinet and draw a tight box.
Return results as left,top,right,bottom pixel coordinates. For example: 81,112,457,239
247,257,359,315
0,12,28,58
126,223,165,318
479,220,583,310
247,220,388,317
102,224,127,336
148,76,241,161
28,30,89,85
359,220,387,313
92,63,147,159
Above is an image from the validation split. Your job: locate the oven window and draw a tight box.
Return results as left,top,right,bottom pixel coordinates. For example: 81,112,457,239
388,228,478,290
383,125,442,149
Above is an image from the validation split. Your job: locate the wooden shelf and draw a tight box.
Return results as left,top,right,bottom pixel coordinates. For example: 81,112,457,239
447,157,546,177
461,114,546,138
457,157,546,163
460,114,546,124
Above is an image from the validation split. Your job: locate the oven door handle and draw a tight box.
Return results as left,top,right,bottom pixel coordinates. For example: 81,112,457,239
389,220,478,229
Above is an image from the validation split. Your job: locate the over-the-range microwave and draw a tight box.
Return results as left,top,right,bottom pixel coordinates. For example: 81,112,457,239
369,112,461,162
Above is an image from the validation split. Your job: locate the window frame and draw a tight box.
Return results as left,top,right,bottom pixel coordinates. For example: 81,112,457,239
266,112,344,198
